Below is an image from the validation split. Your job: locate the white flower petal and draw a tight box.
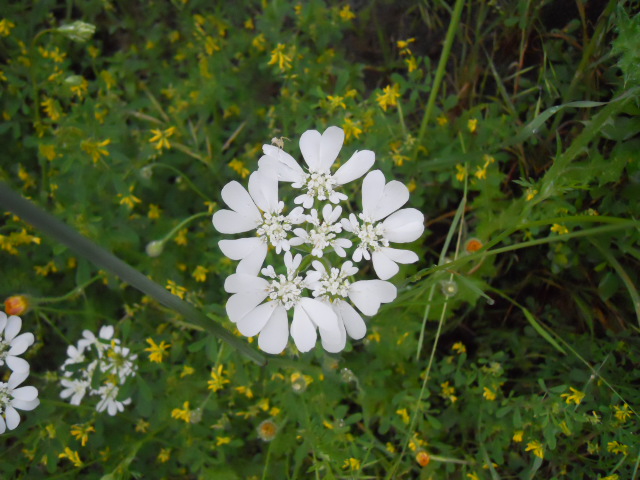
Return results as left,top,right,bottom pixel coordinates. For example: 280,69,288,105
226,291,269,323
0,416,5,434
99,326,114,339
260,147,306,183
237,301,279,337
299,129,322,170
361,170,385,219
4,406,20,430
299,297,338,332
382,208,425,243
333,150,375,185
4,315,22,342
7,370,28,389
212,209,260,234
258,306,289,354
318,126,345,172
335,299,367,340
349,279,397,315
248,169,279,212
6,356,30,373
319,321,346,353
373,181,410,221
221,181,261,219
12,386,38,402
0,311,7,333
224,273,269,294
7,332,34,356
371,250,399,280
11,398,39,411
219,238,267,274
291,307,318,353
379,246,420,264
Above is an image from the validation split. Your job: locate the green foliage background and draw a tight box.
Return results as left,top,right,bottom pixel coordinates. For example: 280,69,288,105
1,0,639,478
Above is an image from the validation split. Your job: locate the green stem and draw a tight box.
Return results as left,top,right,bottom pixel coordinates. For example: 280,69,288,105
414,0,466,157
145,162,212,202
160,211,210,243
0,182,266,365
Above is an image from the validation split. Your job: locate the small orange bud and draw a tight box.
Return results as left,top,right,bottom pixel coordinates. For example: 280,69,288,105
416,450,430,467
4,295,29,315
465,237,483,253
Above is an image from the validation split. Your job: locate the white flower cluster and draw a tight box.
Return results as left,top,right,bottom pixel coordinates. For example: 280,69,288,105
59,325,137,416
0,311,39,434
212,126,424,354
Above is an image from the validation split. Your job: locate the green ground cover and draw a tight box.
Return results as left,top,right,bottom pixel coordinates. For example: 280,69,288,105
1,0,639,478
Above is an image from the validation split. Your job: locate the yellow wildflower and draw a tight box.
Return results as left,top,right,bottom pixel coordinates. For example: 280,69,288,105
70,424,95,447
148,204,161,219
157,448,171,463
192,265,208,282
166,280,187,299
475,166,487,180
405,56,418,72
614,403,632,422
58,448,83,468
386,442,396,453
174,228,188,246
87,45,99,58
396,408,410,425
244,18,255,30
338,5,355,21
135,419,150,433
216,436,231,446
343,458,360,470
268,43,292,71
208,365,230,392
468,118,478,133
235,385,254,398
407,179,417,192
467,474,480,480
376,84,401,111
149,127,176,151
483,387,497,401
601,475,619,480
180,365,195,378
452,342,466,354
34,260,58,276
41,97,61,121
455,164,467,182
525,187,538,201
70,77,89,99
560,387,585,405
144,338,171,363
513,430,524,443
39,144,57,161
252,33,266,51
326,95,346,110
228,159,250,178
437,115,449,126
551,224,569,235
118,186,142,209
81,138,111,164
368,330,381,342
342,118,363,141
18,165,36,189
440,381,458,403
607,441,629,455
171,401,192,423
0,19,16,37
397,38,415,55
525,440,544,459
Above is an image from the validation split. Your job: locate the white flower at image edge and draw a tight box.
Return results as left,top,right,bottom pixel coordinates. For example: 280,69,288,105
0,312,35,373
212,168,303,273
0,370,39,434
60,377,90,406
224,252,341,354
259,126,375,209
342,170,425,280
306,261,397,352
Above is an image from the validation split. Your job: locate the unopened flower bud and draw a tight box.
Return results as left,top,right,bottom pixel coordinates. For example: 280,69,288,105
139,165,154,180
440,280,458,298
464,237,483,253
4,295,30,315
63,75,84,87
55,21,96,43
340,368,356,383
146,240,164,257
416,450,430,467
189,408,202,424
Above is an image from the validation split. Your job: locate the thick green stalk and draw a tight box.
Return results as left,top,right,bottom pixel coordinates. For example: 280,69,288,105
0,182,266,366
414,0,466,158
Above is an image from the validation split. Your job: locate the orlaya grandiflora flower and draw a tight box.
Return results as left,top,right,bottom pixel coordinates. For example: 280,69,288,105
259,126,375,209
290,204,352,257
223,252,341,354
0,312,35,373
0,369,39,434
342,170,424,280
212,168,304,273
305,261,396,352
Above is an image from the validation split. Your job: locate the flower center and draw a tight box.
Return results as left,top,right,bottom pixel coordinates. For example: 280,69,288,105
257,212,292,247
353,219,388,252
314,267,350,300
0,340,9,362
303,171,337,202
307,222,341,254
0,382,10,410
267,274,305,310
